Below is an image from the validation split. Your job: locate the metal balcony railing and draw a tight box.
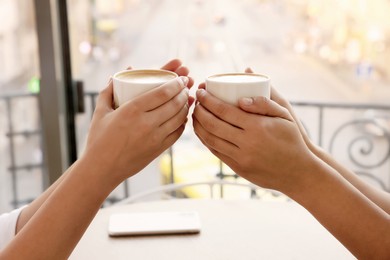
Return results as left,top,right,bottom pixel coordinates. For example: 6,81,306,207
1,91,390,209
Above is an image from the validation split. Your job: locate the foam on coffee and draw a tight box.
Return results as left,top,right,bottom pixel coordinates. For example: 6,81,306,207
115,70,176,84
208,73,268,83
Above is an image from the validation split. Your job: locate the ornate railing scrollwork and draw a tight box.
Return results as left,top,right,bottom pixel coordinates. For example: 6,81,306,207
326,118,390,191
290,101,390,192
329,119,390,169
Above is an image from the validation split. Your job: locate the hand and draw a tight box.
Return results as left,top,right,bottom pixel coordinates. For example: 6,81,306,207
243,68,314,150
85,75,190,184
193,88,316,193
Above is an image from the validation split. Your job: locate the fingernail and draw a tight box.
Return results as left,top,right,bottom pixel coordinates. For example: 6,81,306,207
180,76,189,87
196,89,206,97
241,97,253,105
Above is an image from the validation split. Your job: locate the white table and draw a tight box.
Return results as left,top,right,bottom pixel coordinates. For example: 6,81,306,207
70,199,355,260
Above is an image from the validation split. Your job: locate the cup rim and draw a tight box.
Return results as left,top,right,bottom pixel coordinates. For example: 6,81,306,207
206,72,269,82
113,69,178,84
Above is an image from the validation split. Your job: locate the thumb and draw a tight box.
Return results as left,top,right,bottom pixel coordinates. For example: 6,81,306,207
238,96,292,121
95,78,114,115
245,67,253,73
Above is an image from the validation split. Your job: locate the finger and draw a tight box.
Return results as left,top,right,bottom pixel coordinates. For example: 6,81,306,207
195,83,205,105
194,122,240,168
242,69,294,120
193,103,243,145
149,87,189,126
95,78,114,116
198,82,205,90
159,103,189,136
245,67,253,73
196,89,246,128
187,76,195,89
160,125,186,151
195,127,233,165
207,147,240,174
174,66,189,76
269,86,308,136
270,86,289,107
161,59,182,71
238,96,293,121
188,96,195,107
129,76,188,112
193,116,239,156
174,66,194,89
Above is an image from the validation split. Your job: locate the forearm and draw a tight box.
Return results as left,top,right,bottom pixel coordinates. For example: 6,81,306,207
286,155,390,259
1,155,118,259
15,164,75,233
308,142,390,214
284,99,390,213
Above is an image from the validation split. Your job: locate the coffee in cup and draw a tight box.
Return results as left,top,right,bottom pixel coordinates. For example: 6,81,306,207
113,69,178,108
206,73,270,106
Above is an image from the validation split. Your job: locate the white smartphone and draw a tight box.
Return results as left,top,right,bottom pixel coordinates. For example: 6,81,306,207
108,211,201,237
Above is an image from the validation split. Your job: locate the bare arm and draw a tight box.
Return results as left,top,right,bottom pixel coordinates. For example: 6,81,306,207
193,88,390,259
14,59,195,235
2,155,118,259
0,63,191,259
15,167,70,233
308,144,390,214
269,86,390,214
286,152,390,260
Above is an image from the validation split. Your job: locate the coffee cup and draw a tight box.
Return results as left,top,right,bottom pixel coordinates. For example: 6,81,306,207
205,73,270,106
113,69,178,108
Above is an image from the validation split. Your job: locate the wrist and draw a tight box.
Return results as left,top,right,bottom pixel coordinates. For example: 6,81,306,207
282,153,331,204
74,152,122,196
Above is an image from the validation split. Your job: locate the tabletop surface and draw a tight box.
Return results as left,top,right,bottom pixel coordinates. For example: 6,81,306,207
70,199,355,260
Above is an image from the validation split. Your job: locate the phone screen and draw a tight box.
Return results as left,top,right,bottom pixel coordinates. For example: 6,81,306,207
108,211,201,237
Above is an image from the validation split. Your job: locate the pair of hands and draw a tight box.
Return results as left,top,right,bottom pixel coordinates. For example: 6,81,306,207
85,59,194,185
86,59,315,192
193,69,316,193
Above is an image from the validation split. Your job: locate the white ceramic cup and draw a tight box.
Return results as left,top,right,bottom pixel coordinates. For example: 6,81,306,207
205,73,270,106
113,69,178,108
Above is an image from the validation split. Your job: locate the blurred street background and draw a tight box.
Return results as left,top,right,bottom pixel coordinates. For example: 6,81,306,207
1,0,390,213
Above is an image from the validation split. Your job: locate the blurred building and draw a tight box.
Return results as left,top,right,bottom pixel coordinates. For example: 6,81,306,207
0,0,128,90
0,0,38,89
286,0,390,83
2,0,389,91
